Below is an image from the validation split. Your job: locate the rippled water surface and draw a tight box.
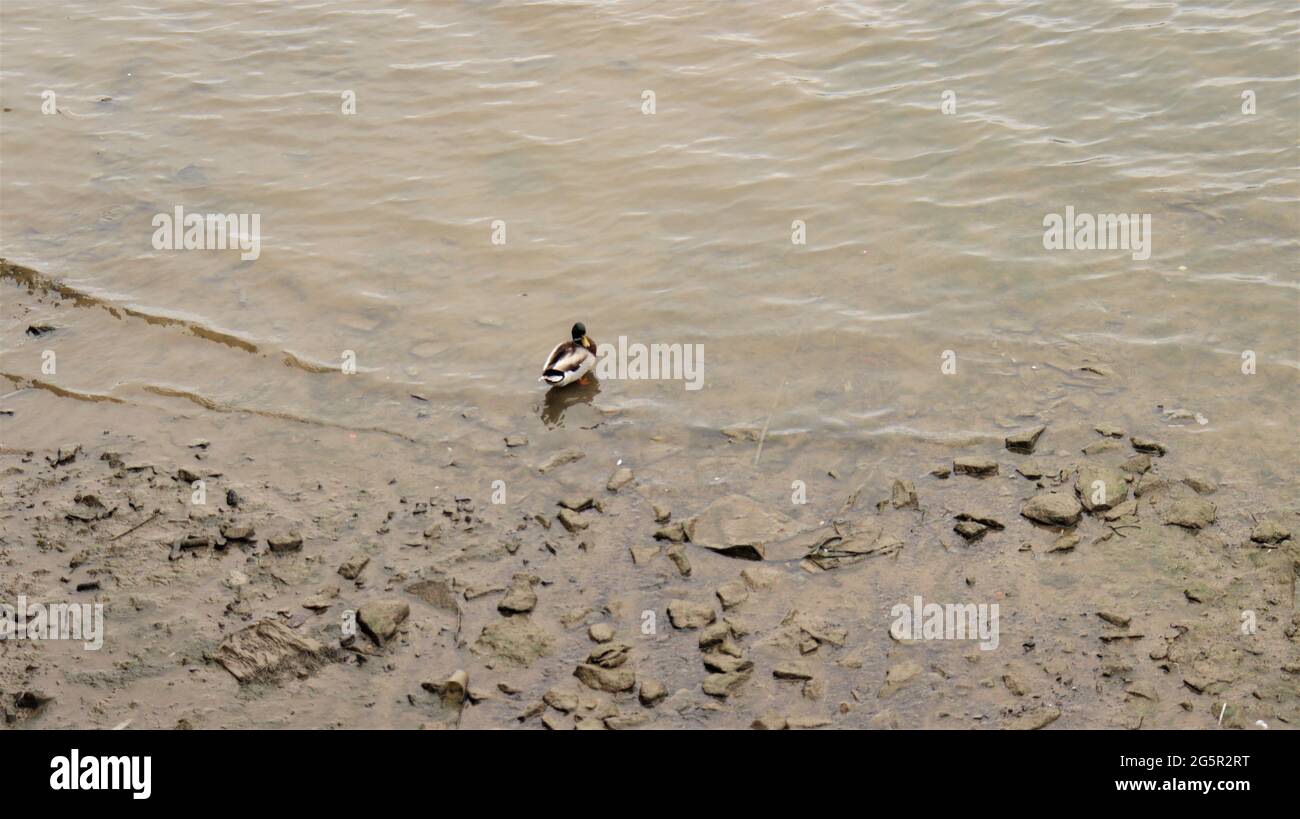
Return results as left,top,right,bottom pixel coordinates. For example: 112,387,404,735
3,1,1298,464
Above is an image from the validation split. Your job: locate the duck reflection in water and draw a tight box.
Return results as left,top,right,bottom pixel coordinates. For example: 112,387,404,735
539,376,600,428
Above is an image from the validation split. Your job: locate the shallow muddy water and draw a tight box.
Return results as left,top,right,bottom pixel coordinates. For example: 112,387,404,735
0,1,1297,729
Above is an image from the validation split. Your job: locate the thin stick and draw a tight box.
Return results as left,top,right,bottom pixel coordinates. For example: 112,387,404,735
110,510,160,541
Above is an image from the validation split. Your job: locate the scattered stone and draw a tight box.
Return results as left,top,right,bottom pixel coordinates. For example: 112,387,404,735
1016,461,1047,480
953,457,998,476
715,581,749,610
558,496,595,512
588,623,614,643
357,600,410,645
1095,425,1124,438
541,712,570,730
1003,673,1029,697
48,445,81,467
786,716,832,729
703,654,751,674
698,622,731,648
638,678,667,707
543,688,579,713
741,566,783,590
652,503,671,523
220,522,255,541
498,574,539,615
1005,425,1046,454
1097,611,1131,628
1021,492,1082,526
1004,707,1061,730
504,434,528,448
773,662,815,681
890,479,918,509
405,578,459,612
606,466,634,492
1048,533,1079,553
954,520,990,542
666,544,691,576
537,450,584,473
301,585,339,611
471,618,554,667
653,522,687,542
1125,682,1159,702
1161,498,1216,529
1081,439,1120,456
605,713,649,730
930,466,951,479
1131,437,1167,456
1075,465,1128,512
702,670,751,698
751,714,788,730
667,600,716,629
588,642,631,669
556,508,588,533
629,545,660,565
267,532,303,553
879,661,923,697
1250,520,1290,545
1121,454,1152,475
1102,500,1138,521
338,554,369,580
574,663,635,693
210,619,333,684
685,495,796,560
1181,475,1217,495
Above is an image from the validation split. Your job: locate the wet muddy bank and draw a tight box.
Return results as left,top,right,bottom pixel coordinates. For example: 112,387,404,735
2,349,1296,729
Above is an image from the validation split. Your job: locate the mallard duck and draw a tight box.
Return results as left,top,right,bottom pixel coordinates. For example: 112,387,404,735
539,322,597,387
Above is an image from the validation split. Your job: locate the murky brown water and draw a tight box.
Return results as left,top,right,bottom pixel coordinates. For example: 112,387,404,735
1,1,1297,729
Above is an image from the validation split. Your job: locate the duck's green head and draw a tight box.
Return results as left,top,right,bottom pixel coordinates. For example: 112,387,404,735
571,322,588,344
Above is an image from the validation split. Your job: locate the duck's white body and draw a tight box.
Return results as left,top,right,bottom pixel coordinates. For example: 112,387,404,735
540,324,597,387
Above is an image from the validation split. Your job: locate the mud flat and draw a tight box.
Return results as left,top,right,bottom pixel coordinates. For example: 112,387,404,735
2,399,1296,730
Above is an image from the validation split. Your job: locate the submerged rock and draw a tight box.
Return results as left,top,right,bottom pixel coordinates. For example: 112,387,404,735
1161,498,1216,529
537,450,584,473
685,495,796,560
1131,437,1167,456
1005,426,1046,454
953,457,998,477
